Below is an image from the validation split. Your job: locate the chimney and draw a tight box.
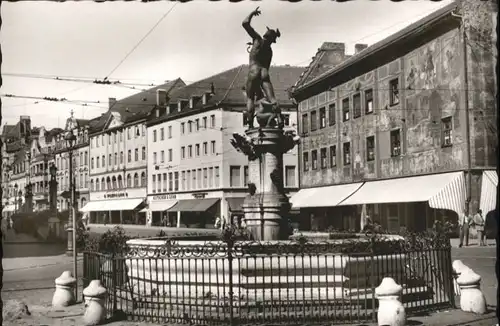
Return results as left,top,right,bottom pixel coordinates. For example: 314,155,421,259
108,97,117,109
156,89,168,106
355,43,368,54
320,42,345,56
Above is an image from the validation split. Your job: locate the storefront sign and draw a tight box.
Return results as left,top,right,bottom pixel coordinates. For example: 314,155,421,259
192,193,207,199
104,192,128,199
152,194,177,200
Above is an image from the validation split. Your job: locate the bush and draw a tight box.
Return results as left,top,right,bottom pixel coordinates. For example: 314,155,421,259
78,225,130,255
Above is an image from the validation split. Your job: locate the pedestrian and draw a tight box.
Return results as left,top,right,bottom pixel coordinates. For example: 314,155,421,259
458,206,471,248
473,209,486,246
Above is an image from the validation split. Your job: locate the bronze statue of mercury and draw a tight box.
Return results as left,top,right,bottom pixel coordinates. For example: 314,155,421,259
242,7,283,129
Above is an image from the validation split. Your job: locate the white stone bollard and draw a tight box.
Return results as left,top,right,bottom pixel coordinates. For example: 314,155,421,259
456,269,487,314
82,280,107,326
52,271,77,308
375,277,406,326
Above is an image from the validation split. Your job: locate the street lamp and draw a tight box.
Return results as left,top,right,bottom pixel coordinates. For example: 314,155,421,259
18,190,23,213
49,163,57,213
64,130,78,299
14,184,18,213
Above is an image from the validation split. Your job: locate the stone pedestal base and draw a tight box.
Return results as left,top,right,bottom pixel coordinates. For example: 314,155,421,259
243,194,290,241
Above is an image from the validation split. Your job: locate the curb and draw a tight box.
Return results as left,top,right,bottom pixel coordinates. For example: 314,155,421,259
3,257,84,272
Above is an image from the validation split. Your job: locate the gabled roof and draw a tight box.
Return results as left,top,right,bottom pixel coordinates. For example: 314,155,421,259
148,64,305,126
291,1,458,97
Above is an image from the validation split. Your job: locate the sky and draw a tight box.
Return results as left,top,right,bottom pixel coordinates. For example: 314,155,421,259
1,0,454,130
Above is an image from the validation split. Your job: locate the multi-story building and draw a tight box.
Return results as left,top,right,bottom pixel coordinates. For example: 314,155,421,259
1,116,35,218
290,2,497,233
28,126,63,212
53,112,92,215
145,64,303,227
84,78,185,225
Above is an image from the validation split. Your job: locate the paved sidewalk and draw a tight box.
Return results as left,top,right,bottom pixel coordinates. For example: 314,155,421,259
3,253,83,271
449,238,497,248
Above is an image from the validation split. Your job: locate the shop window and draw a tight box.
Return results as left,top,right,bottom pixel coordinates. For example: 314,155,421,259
320,148,327,169
330,145,337,167
303,152,309,172
365,89,373,114
310,110,318,131
285,166,296,187
366,136,375,161
389,78,400,105
390,129,401,156
343,142,351,165
328,103,336,126
342,98,350,122
441,117,452,147
230,166,241,187
311,150,318,170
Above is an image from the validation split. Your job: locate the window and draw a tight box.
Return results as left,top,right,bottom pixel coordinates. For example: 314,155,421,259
211,141,216,154
96,157,100,168
285,166,296,187
181,122,185,134
135,148,139,161
441,117,452,147
310,110,318,131
365,89,373,114
168,172,173,191
174,172,179,191
353,93,361,118
215,167,220,187
208,167,213,188
330,146,337,167
389,78,400,105
195,144,200,157
366,136,375,161
80,152,83,165
243,166,249,186
153,152,157,165
197,169,202,189
210,115,215,128
161,150,165,163
319,108,326,129
160,128,164,141
108,154,112,166
311,150,318,170
156,174,161,192
343,142,351,165
119,131,123,142
118,175,123,188
168,149,173,162
230,166,241,187
127,174,131,187
152,175,157,193
127,128,131,140
390,129,402,156
163,173,167,191
203,142,208,155
128,150,131,163
153,130,157,142
202,117,207,129
113,133,117,143
91,158,95,169
195,119,200,132
102,155,105,167
188,145,193,158
134,173,139,187
108,133,111,145
303,152,309,172
186,171,191,190
181,171,186,190
342,98,350,121
192,169,196,189
320,148,327,169
188,121,193,133
301,114,309,134
181,147,185,159
203,168,208,188
142,147,146,160
135,126,140,138
120,151,124,164
168,126,172,138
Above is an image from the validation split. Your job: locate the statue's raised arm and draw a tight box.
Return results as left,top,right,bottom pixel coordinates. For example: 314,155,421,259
242,7,262,40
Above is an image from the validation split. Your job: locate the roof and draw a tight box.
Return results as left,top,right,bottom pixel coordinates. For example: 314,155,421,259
291,1,458,97
148,64,305,126
45,128,64,143
89,78,185,134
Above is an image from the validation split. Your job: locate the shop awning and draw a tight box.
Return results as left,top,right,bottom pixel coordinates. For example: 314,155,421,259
226,198,245,212
338,172,466,214
2,205,15,212
168,198,219,212
290,183,364,208
80,198,144,212
140,200,178,213
480,170,498,215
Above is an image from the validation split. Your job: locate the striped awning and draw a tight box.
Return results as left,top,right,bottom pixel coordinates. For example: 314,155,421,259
168,198,219,212
337,172,466,215
480,170,498,215
140,200,178,213
290,183,364,208
80,198,144,212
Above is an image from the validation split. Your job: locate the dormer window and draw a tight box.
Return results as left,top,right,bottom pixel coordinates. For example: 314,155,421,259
202,92,212,105
169,103,176,114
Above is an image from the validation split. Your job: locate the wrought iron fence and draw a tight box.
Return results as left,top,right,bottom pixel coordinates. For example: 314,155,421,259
82,235,454,325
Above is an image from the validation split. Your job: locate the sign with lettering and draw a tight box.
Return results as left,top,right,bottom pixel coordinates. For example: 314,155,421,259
152,194,177,200
104,192,128,199
192,193,207,199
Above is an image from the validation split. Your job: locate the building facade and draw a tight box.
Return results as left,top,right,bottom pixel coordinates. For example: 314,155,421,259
290,2,497,233
83,79,185,224
145,65,303,227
